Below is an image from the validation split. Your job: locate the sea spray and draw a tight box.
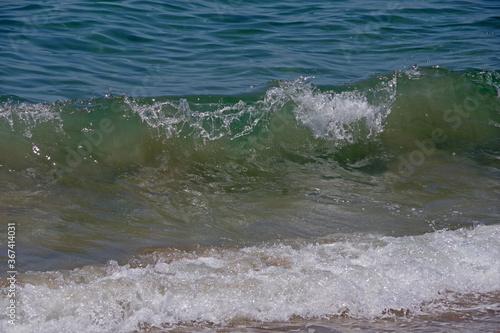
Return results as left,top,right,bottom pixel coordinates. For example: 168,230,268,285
2,225,499,332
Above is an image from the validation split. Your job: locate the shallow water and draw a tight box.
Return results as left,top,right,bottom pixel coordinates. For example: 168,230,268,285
1,0,500,332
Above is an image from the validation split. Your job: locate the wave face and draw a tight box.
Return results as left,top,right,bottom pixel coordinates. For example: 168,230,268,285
1,68,499,177
2,225,500,332
0,76,392,176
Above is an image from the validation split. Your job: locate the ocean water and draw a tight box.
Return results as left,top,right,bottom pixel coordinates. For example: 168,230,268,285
1,0,500,332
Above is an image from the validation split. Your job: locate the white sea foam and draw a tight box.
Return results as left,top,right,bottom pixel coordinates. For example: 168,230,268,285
130,96,262,142
0,102,61,138
130,78,394,145
2,224,499,332
276,79,394,143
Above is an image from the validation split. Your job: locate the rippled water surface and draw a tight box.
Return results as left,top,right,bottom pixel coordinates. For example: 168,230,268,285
1,0,499,101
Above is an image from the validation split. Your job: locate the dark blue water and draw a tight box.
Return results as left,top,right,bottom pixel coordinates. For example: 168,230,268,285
1,1,500,332
1,0,499,101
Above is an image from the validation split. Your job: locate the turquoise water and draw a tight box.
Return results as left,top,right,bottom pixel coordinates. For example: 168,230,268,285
1,1,500,332
2,1,499,101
